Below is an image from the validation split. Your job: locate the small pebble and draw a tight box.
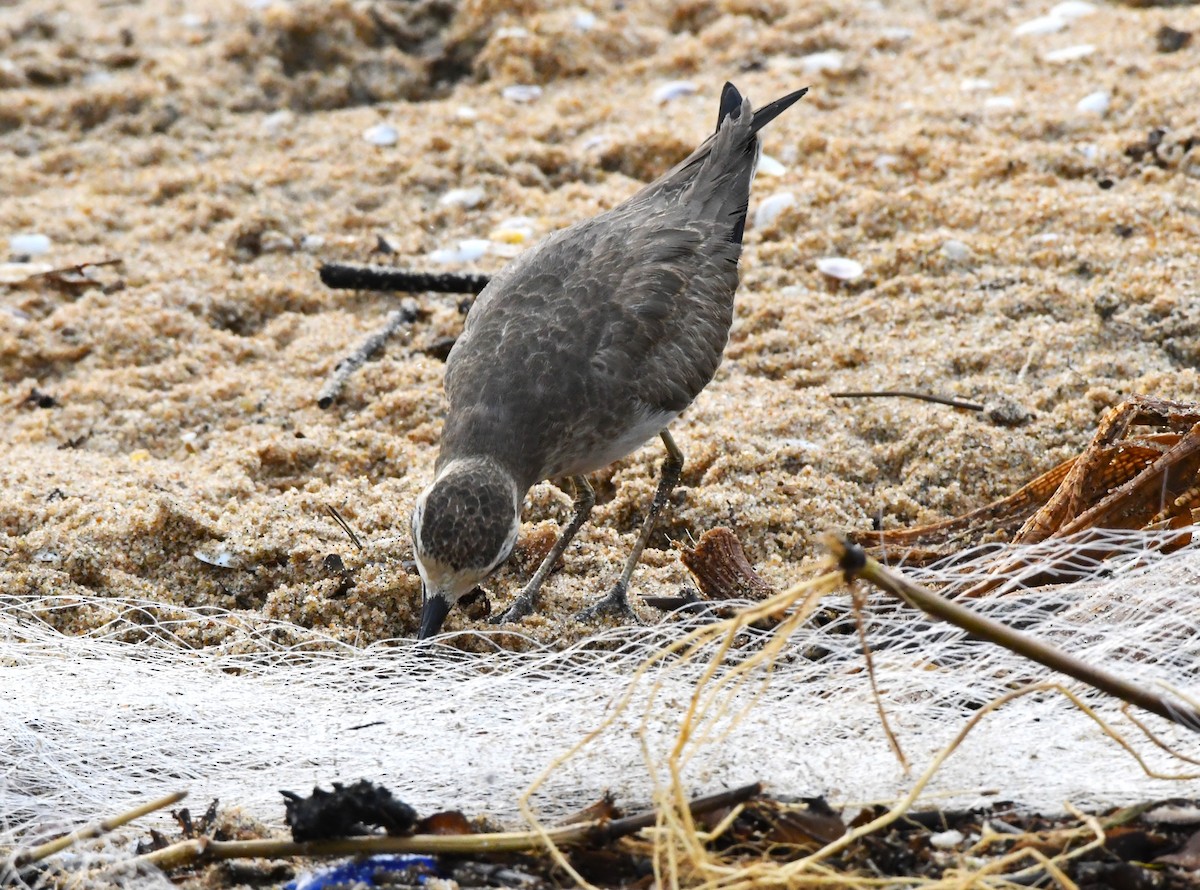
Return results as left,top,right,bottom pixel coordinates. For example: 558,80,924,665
756,154,786,177
1155,25,1192,54
1043,44,1095,63
874,153,900,170
362,123,398,146
960,78,994,92
984,96,1017,110
300,234,325,252
454,106,479,121
930,829,965,850
261,110,293,135
797,51,844,75
9,233,51,256
259,230,294,253
816,257,864,281
580,133,610,152
438,187,486,210
502,84,542,104
572,10,598,32
129,449,151,462
1075,90,1110,115
428,239,492,264
753,191,795,229
495,26,529,40
653,80,698,103
879,27,914,42
942,239,972,263
984,397,1033,427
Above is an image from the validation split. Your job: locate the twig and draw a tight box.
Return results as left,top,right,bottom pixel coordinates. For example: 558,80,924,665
827,534,1200,732
319,264,489,294
318,300,419,409
830,391,985,411
8,791,187,869
131,783,761,873
850,587,909,772
325,506,364,551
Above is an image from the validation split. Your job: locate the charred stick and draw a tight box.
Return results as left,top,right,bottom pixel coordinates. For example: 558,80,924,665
319,264,489,295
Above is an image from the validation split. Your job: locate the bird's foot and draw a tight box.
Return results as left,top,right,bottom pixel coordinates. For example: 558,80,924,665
575,581,642,625
491,589,537,626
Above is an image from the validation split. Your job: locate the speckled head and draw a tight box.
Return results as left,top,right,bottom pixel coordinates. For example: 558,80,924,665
410,457,521,639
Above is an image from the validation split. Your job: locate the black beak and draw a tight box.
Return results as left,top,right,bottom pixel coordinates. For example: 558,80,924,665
418,592,452,640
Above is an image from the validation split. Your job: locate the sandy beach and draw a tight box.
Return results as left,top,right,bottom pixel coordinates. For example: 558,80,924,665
3,0,1199,648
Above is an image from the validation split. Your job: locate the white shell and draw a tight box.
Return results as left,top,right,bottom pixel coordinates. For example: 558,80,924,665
572,10,597,31
930,829,965,849
753,191,796,229
756,154,786,177
1044,44,1095,62
960,78,994,92
1051,1,1096,20
816,257,864,281
1013,15,1067,36
942,239,972,263
438,187,486,209
428,239,492,264
362,123,398,146
798,51,844,75
9,233,51,255
1076,90,1110,115
502,84,542,104
984,96,1017,110
653,80,698,103
195,550,240,569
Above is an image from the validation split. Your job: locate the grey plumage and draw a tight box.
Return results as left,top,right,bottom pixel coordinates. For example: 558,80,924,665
412,82,808,638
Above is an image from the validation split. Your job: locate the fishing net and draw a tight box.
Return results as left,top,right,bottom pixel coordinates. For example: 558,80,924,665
3,529,1199,879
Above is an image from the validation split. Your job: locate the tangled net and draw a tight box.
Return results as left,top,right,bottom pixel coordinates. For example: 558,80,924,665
3,529,1199,883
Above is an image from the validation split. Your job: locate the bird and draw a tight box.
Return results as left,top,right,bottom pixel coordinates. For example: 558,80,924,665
410,81,808,639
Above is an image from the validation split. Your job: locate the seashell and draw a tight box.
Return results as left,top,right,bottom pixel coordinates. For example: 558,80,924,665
816,257,864,281
362,123,398,146
753,191,795,228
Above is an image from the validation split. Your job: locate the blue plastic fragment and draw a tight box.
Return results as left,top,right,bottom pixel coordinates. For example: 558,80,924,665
286,853,439,890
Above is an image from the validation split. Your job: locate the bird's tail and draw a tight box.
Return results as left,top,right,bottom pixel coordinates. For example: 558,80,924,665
639,82,808,244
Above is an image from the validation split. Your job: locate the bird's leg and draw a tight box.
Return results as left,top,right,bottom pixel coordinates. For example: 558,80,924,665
493,475,595,625
578,430,684,624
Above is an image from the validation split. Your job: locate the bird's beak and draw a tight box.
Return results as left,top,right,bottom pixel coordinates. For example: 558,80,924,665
418,590,452,640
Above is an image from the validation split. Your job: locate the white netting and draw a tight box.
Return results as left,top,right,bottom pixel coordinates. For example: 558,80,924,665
3,530,1199,873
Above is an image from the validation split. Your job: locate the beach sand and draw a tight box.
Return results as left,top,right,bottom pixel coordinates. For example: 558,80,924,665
3,0,1199,650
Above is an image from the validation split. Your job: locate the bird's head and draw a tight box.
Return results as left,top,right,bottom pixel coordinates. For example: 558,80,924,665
410,457,521,639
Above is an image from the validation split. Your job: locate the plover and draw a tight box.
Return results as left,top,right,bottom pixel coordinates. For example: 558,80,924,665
411,82,808,639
